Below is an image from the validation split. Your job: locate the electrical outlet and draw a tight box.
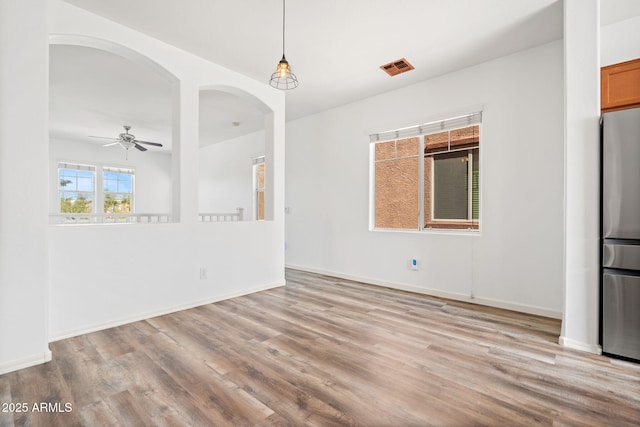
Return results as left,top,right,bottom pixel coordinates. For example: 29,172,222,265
410,258,419,271
200,267,207,280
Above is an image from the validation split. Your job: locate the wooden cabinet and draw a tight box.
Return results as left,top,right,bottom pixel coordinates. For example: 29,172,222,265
601,58,640,112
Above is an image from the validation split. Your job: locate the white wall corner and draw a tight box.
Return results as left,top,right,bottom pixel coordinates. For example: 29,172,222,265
286,265,563,320
559,335,602,355
0,350,52,376
50,281,285,342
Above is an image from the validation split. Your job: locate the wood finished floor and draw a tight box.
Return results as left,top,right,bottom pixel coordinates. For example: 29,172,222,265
1,269,640,426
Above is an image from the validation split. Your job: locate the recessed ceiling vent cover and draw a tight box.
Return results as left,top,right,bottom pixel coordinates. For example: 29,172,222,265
380,58,414,76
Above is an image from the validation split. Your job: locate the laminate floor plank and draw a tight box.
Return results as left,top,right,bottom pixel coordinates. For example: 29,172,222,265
109,351,222,426
87,325,138,360
222,348,358,426
1,269,639,426
79,400,121,426
106,390,151,427
51,338,125,408
419,343,581,424
224,343,424,425
240,338,429,426
123,388,190,427
140,331,274,426
261,333,498,426
2,359,83,427
0,378,14,427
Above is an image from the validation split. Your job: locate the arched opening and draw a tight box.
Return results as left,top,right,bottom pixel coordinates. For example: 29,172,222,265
198,86,274,222
49,36,177,224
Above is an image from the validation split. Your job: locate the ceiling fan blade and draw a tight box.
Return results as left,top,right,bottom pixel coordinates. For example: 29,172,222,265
134,139,163,147
103,141,120,147
89,135,119,140
133,142,148,151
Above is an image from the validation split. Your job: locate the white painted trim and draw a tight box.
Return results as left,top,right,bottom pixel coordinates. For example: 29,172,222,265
0,349,52,376
49,281,285,342
286,264,563,320
559,336,602,354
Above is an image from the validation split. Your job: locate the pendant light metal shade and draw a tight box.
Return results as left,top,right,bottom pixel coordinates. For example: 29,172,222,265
270,0,298,90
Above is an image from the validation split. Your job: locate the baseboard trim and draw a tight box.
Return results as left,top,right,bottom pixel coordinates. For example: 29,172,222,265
50,281,285,342
286,264,563,319
0,349,52,376
559,336,602,354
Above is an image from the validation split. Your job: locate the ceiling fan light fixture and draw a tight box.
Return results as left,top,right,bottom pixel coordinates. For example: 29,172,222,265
89,125,163,158
269,0,298,90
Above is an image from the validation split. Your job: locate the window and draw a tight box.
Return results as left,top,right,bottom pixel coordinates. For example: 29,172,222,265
57,163,135,214
103,167,134,213
374,138,420,229
253,157,265,221
371,112,481,231
58,164,95,213
425,126,479,228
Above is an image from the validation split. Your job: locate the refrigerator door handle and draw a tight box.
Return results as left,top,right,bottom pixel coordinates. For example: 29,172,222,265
603,243,640,270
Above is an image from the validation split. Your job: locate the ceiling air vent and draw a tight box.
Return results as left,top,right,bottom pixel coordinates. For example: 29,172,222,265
380,58,414,76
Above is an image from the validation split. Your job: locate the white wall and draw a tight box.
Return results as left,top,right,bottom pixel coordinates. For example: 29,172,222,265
0,0,51,374
286,41,565,318
199,131,265,218
560,0,601,354
601,15,640,66
44,1,285,341
50,138,172,214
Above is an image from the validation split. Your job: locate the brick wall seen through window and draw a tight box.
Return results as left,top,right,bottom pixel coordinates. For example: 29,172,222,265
372,118,480,231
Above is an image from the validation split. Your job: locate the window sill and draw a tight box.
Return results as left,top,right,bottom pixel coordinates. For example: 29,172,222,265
372,225,480,236
49,213,172,225
424,220,479,230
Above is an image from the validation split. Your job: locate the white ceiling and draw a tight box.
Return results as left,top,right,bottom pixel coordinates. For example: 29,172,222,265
51,0,640,151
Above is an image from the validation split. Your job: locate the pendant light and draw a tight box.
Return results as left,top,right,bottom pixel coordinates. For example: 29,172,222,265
270,0,298,90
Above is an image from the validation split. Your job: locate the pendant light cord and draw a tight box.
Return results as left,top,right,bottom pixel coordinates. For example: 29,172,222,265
269,0,298,89
282,0,286,56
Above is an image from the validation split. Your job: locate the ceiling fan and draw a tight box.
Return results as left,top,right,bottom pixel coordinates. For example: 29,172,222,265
89,125,163,152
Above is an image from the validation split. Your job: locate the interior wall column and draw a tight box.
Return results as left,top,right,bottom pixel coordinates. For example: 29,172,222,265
0,0,51,373
263,112,276,221
172,80,200,223
561,0,601,353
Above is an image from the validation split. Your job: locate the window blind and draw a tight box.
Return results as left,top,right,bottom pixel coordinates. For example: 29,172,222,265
58,162,95,172
103,166,135,175
369,111,482,143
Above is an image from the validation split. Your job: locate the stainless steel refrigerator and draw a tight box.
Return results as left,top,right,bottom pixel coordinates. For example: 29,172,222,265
601,107,640,362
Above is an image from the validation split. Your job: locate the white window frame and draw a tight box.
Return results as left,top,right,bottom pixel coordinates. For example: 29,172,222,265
57,162,136,214
102,166,135,214
369,111,482,232
252,156,265,221
429,148,478,223
58,163,96,214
